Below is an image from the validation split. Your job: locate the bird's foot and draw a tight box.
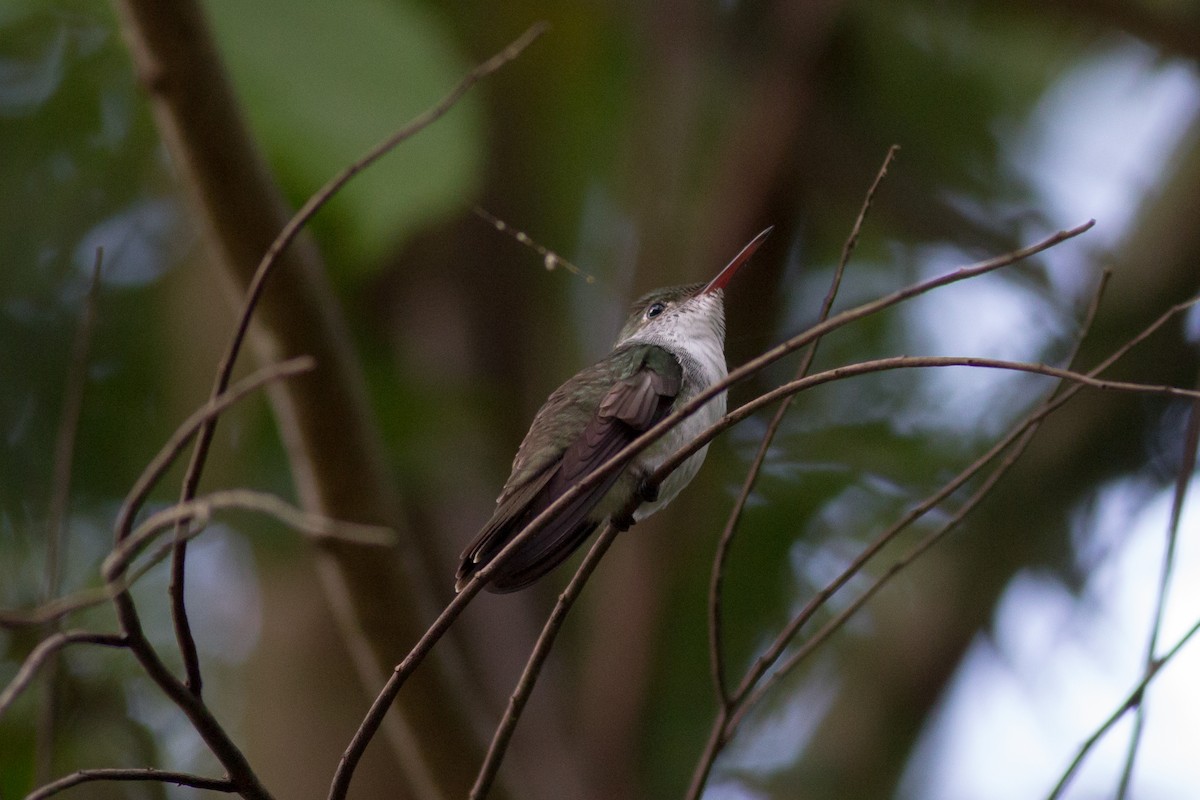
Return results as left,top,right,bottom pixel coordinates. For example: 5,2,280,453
612,478,659,531
637,478,660,504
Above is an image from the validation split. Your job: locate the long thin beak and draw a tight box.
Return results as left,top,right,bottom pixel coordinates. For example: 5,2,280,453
701,226,774,294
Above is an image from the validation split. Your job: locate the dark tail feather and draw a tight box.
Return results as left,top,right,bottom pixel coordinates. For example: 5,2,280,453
456,466,622,593
475,520,599,593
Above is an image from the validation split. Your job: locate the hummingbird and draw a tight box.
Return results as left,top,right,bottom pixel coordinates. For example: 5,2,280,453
456,228,772,593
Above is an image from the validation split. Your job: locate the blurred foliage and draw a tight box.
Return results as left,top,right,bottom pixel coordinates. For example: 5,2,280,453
203,0,484,279
3,0,1199,799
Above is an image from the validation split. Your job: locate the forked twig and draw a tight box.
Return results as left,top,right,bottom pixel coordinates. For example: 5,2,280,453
1115,371,1200,797
112,357,316,547
1048,614,1200,800
34,358,317,800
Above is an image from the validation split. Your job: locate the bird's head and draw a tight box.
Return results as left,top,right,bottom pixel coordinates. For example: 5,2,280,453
615,227,772,349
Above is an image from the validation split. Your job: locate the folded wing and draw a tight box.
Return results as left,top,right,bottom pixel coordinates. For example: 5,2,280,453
456,345,681,592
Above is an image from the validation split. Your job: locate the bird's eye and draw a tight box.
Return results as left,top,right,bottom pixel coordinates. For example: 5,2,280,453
646,302,666,319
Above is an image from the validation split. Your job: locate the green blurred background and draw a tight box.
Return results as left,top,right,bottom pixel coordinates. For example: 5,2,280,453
3,1,1200,798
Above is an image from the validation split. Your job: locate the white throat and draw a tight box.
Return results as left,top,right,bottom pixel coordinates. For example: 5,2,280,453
623,292,728,519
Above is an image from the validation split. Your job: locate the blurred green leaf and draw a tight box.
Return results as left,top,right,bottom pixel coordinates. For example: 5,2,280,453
203,0,484,277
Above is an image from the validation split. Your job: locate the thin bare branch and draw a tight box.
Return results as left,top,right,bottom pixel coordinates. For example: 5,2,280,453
1115,370,1200,797
0,571,165,631
334,470,618,799
331,580,480,799
1,631,125,718
0,490,389,629
106,490,394,580
732,405,1064,729
0,556,198,632
470,524,621,800
3,492,340,628
708,145,898,706
108,591,274,799
44,249,103,601
112,357,314,549
1048,614,1200,800
669,352,1200,508
163,17,550,700
0,589,113,630
25,768,235,800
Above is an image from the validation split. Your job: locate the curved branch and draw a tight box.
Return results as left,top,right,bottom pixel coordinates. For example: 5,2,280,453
113,357,315,547
25,768,234,800
107,490,394,581
1,359,310,633
1,631,126,718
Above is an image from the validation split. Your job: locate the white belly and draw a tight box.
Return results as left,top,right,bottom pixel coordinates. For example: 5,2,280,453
633,346,727,520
